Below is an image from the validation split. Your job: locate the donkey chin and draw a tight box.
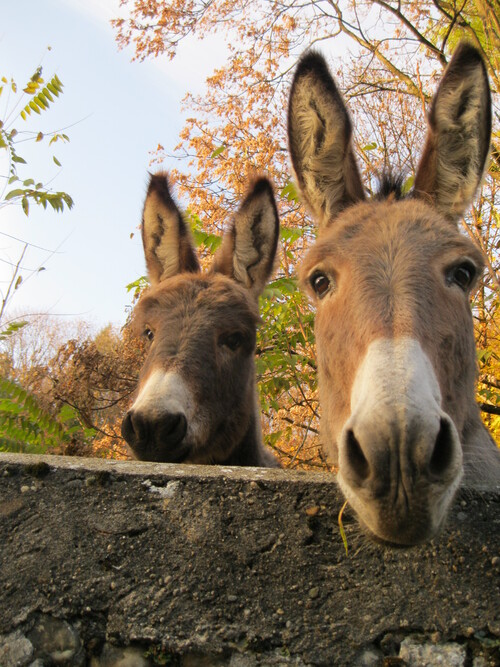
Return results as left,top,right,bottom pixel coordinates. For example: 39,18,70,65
337,467,464,547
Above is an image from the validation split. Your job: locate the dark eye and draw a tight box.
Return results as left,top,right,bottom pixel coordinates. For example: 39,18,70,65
447,262,477,291
219,332,244,351
144,327,154,342
310,271,331,298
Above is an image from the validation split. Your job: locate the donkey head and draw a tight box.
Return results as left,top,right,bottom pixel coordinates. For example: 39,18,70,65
288,43,499,545
122,173,279,466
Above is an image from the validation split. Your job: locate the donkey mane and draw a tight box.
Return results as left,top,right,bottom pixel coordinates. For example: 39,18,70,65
374,172,407,201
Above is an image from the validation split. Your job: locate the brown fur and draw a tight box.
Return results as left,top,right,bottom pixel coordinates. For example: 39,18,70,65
122,173,280,467
289,43,499,545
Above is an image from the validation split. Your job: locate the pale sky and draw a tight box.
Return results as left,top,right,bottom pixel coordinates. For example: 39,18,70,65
0,0,227,330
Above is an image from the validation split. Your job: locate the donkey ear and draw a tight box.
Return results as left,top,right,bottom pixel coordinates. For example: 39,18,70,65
212,178,279,297
414,43,491,222
288,51,365,228
141,173,200,285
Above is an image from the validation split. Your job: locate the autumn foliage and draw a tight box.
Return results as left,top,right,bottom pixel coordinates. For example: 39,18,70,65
1,1,499,462
112,0,500,458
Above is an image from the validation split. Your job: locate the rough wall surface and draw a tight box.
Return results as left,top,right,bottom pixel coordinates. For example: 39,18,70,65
0,453,498,667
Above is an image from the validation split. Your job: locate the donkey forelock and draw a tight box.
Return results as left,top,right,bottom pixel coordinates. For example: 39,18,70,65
290,42,499,546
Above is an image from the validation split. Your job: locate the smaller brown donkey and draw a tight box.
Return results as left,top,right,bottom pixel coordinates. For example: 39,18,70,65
121,173,280,467
288,43,500,545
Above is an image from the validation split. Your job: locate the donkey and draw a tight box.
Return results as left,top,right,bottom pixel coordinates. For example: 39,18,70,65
121,173,280,467
288,42,500,545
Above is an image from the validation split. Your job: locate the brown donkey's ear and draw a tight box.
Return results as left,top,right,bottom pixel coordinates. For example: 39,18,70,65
414,42,491,223
288,51,365,229
212,178,279,297
141,173,200,285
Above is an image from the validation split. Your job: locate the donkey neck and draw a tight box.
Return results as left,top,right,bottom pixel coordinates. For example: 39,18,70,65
222,401,279,468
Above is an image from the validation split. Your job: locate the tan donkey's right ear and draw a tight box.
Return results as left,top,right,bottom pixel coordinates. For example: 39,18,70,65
141,173,200,285
288,51,365,229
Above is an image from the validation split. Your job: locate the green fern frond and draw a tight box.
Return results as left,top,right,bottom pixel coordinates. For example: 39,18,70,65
0,377,95,454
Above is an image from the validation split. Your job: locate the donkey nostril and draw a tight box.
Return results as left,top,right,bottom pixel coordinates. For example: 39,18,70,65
121,412,147,445
159,413,187,446
429,418,455,476
346,429,370,481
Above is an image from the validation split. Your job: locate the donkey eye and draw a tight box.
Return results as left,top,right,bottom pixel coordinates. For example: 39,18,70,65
310,271,331,298
447,262,476,291
144,327,155,342
219,332,244,351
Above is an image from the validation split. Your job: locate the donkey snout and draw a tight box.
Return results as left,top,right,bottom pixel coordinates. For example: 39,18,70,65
121,410,188,461
338,410,463,545
342,412,462,491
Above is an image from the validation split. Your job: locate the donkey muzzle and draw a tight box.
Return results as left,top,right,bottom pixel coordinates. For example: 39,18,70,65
121,410,188,462
336,337,463,545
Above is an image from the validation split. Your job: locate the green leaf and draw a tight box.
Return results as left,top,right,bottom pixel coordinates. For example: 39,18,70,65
11,154,27,164
47,81,60,97
280,180,299,202
4,188,25,200
30,67,43,84
42,86,54,103
21,196,29,216
53,155,61,166
401,174,414,195
0,321,28,341
126,276,149,297
61,192,74,208
210,144,226,159
362,141,377,151
280,226,305,243
192,229,222,252
35,92,49,110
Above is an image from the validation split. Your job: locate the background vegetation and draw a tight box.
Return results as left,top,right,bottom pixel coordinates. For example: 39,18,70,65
1,1,499,464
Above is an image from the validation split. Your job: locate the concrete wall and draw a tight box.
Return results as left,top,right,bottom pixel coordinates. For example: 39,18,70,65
0,453,498,666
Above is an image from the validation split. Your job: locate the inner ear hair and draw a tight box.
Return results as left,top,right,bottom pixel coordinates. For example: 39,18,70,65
142,173,199,284
288,51,365,227
414,42,491,222
213,178,279,296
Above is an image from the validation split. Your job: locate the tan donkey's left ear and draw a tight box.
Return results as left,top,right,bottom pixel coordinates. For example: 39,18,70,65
141,173,200,285
212,178,279,297
414,42,491,223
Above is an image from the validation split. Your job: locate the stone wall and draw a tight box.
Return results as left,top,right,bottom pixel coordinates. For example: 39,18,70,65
0,453,498,666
